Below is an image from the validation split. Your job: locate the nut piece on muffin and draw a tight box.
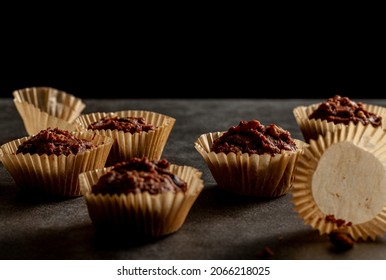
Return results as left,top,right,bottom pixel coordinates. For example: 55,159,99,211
0,127,114,197
75,110,175,166
293,95,386,142
195,120,305,198
79,157,204,237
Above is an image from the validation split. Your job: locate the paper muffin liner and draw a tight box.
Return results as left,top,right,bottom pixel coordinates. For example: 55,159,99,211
79,164,204,237
291,122,386,241
293,102,386,143
13,87,86,135
0,132,114,197
194,132,306,197
75,110,176,165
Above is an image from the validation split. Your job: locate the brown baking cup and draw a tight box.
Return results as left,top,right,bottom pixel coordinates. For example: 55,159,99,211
13,87,85,135
194,132,306,198
79,164,204,237
291,122,386,241
75,110,176,165
293,103,386,143
0,132,113,197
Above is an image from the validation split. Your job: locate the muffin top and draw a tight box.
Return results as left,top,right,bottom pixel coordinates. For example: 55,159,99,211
87,115,155,133
91,157,188,195
16,127,96,156
211,120,297,156
308,95,382,127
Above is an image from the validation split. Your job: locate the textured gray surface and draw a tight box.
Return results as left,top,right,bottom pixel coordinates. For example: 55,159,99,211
2,98,386,260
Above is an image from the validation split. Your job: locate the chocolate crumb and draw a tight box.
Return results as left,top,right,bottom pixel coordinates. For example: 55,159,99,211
329,231,355,251
257,246,274,259
326,214,352,228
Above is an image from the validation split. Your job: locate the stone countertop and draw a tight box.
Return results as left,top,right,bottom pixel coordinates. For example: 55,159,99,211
1,98,386,260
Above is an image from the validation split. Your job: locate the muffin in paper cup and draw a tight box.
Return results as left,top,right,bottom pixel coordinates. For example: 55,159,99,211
194,131,306,198
0,131,114,197
13,86,86,135
75,110,176,165
291,122,386,241
79,163,204,237
293,98,386,143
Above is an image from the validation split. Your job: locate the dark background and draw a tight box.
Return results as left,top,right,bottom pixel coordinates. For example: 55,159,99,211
2,52,381,100
1,7,384,100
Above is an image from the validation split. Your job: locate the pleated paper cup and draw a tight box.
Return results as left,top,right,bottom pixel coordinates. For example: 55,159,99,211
293,102,386,143
0,132,114,197
194,132,306,198
75,110,176,165
291,122,386,241
79,164,204,237
13,87,86,135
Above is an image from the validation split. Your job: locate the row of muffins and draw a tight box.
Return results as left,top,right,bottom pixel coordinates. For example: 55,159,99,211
3,87,386,242
5,87,204,237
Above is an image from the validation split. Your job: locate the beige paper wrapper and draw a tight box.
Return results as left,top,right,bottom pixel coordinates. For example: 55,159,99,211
293,102,386,143
75,110,176,165
194,132,306,197
13,87,86,135
0,132,114,197
291,122,386,241
79,164,204,237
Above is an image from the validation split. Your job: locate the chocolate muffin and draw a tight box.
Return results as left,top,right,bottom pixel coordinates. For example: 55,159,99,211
0,128,114,197
79,157,204,236
293,95,386,142
195,120,306,197
75,110,176,165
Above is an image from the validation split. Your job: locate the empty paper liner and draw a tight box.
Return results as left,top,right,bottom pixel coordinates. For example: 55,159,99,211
291,122,386,241
13,86,85,135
